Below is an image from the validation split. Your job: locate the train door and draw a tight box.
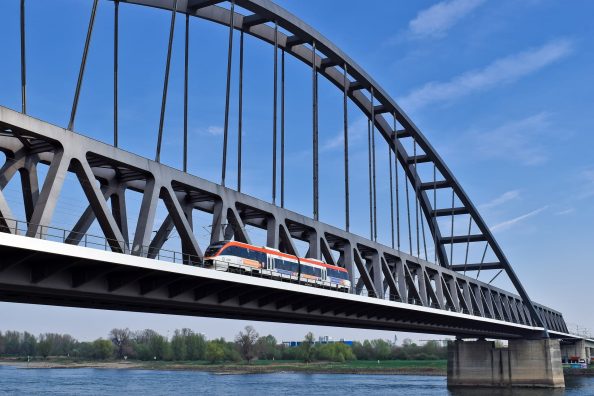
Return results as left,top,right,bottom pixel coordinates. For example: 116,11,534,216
267,255,274,270
321,268,327,281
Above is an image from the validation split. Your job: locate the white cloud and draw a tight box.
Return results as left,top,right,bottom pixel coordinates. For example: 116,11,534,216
409,0,485,39
555,208,574,215
473,112,553,166
322,116,369,152
398,39,574,110
206,126,223,136
490,205,548,232
472,112,552,166
480,190,520,209
575,168,594,199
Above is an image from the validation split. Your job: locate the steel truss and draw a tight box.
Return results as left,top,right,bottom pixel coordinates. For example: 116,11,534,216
0,107,567,333
1,0,568,335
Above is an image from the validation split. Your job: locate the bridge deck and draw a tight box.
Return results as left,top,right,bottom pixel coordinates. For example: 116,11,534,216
0,231,555,339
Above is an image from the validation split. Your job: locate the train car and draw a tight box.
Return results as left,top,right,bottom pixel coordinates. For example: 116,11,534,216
203,241,351,292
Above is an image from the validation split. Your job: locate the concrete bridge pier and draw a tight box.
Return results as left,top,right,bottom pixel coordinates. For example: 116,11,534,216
447,338,564,388
561,339,593,362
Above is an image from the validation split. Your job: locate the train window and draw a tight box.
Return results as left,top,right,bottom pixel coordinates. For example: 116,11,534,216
327,268,349,280
245,249,266,264
274,259,298,272
301,265,321,277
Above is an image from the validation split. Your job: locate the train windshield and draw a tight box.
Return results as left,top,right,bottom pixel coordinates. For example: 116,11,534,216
204,242,227,257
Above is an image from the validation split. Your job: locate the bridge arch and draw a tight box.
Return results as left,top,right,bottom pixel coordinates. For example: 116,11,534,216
0,0,566,332
119,0,543,328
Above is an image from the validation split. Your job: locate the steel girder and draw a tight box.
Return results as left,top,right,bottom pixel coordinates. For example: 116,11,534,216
0,107,567,334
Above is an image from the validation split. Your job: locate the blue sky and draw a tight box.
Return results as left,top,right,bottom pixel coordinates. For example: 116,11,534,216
0,0,593,341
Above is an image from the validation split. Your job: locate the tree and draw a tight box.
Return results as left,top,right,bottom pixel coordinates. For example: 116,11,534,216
110,328,132,359
371,339,391,360
21,332,37,357
317,342,355,362
92,339,114,360
72,342,94,359
185,330,206,360
0,331,4,355
298,332,316,363
38,335,52,359
256,335,278,360
133,329,170,360
235,326,259,363
205,342,225,363
171,330,188,361
3,331,20,355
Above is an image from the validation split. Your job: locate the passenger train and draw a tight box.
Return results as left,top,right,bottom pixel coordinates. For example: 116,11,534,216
203,241,351,292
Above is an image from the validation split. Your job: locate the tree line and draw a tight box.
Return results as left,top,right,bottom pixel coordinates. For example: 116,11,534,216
0,327,447,363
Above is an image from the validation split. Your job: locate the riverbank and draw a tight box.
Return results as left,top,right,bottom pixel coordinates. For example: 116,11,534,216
0,358,447,375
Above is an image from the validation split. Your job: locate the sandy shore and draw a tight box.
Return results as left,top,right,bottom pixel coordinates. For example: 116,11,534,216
0,360,145,370
0,359,446,375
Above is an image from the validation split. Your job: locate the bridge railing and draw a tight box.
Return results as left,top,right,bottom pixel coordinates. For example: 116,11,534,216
0,217,505,317
0,218,200,266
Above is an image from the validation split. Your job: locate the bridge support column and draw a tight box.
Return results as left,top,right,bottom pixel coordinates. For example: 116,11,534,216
447,339,564,388
561,339,587,362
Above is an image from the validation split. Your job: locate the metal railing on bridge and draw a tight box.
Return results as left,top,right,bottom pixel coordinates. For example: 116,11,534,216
0,216,492,318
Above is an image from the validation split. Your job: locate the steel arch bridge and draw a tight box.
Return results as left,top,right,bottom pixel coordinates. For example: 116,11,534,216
0,0,567,337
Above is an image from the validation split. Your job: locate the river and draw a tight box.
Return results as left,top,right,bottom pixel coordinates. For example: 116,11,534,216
1,366,593,395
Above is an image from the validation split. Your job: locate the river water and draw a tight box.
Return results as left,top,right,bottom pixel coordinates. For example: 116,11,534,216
0,366,593,395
